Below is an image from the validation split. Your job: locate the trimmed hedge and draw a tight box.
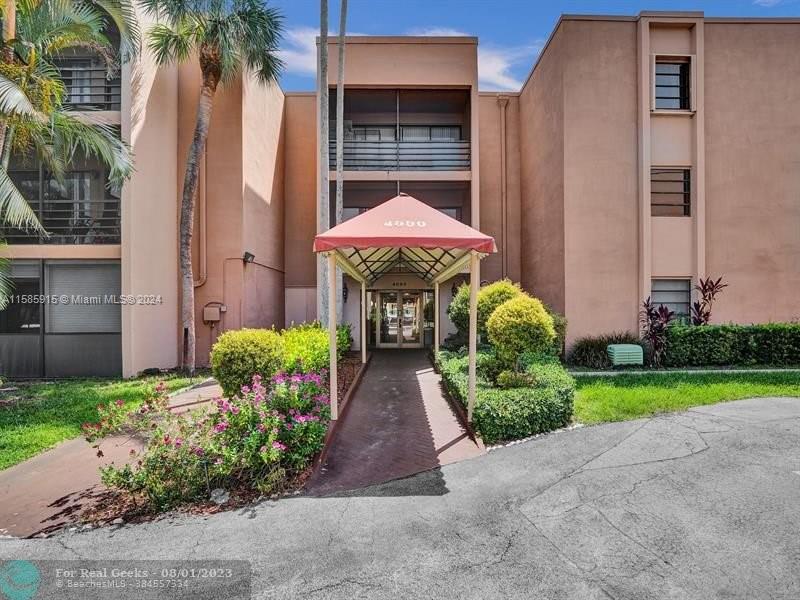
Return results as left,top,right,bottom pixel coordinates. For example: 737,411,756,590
282,323,328,373
437,349,574,444
567,332,642,369
665,324,800,367
211,328,285,397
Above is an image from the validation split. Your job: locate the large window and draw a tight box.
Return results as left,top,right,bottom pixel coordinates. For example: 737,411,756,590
655,60,690,110
651,279,691,317
0,260,122,378
2,152,121,244
651,168,690,217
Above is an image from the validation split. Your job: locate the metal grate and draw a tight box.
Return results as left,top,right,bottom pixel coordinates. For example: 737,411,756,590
655,61,690,110
54,59,121,111
651,168,691,217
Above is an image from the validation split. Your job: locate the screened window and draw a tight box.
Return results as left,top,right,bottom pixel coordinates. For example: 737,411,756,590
651,279,691,317
655,61,690,110
651,168,690,217
0,262,41,334
45,262,121,333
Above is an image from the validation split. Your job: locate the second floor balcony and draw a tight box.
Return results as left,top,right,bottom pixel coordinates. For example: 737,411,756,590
54,56,122,111
329,89,471,172
2,153,121,245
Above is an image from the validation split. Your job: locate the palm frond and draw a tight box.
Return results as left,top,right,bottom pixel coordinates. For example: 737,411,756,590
89,0,141,62
0,241,10,311
148,21,195,66
49,111,133,184
0,167,46,233
0,74,45,121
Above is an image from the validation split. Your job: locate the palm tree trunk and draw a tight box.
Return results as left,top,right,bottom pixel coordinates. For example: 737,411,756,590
181,48,220,372
334,0,346,322
317,0,330,326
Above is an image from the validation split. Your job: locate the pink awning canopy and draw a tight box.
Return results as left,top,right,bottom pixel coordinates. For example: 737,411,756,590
313,194,496,283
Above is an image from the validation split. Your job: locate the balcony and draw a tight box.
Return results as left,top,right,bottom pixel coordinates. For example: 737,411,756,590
329,89,471,172
329,138,471,171
54,58,121,111
2,154,121,245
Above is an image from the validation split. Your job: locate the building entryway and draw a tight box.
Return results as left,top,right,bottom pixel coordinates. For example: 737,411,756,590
376,290,424,348
306,350,484,495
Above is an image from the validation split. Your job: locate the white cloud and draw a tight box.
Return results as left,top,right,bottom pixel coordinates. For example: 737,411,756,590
408,26,540,91
279,25,541,91
752,0,786,6
278,27,367,78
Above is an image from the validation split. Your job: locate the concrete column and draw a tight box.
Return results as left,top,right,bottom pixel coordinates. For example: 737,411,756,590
360,280,367,364
328,253,338,420
468,251,479,421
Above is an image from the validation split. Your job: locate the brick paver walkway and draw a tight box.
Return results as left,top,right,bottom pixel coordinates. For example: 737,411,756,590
307,350,484,495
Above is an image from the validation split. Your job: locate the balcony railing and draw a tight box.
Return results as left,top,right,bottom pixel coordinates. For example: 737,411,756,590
329,140,471,171
1,197,121,245
55,61,121,111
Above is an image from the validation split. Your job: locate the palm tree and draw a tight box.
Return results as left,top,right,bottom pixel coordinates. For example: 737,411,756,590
0,0,137,304
142,0,283,372
333,0,346,322
317,0,329,326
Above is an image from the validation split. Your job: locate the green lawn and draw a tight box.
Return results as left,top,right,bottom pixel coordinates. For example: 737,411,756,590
0,375,195,470
574,371,800,424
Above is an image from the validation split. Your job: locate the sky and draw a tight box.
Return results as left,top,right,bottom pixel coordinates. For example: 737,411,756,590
271,0,799,92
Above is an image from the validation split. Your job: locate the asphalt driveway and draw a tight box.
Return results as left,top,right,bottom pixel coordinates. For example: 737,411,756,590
1,396,799,599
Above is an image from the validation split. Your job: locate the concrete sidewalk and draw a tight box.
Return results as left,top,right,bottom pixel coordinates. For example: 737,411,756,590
0,379,221,538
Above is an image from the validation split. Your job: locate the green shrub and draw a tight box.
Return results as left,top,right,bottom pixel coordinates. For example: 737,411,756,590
497,369,536,389
666,323,800,367
546,307,568,358
487,295,556,367
567,332,642,369
437,349,574,444
447,283,470,336
477,279,522,337
337,322,353,355
211,329,285,397
282,323,328,374
97,372,329,510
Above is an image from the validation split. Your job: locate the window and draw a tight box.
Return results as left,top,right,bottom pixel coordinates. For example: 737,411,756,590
0,262,41,334
655,61,690,110
342,207,368,222
437,207,462,221
651,168,690,217
651,279,691,317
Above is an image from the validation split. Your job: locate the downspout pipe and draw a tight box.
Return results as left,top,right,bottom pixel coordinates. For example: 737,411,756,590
498,95,509,278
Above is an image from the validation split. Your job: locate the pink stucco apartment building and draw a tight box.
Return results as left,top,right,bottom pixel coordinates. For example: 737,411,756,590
1,10,799,377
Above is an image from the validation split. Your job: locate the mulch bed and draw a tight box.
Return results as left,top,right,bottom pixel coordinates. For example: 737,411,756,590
72,357,364,531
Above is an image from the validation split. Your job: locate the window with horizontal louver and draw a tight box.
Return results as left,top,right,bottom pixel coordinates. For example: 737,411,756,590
45,262,121,333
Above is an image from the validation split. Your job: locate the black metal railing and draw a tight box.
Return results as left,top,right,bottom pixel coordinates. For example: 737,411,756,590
1,196,121,244
55,61,121,111
329,139,470,171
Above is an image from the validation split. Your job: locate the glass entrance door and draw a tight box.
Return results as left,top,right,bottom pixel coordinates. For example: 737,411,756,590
376,291,423,348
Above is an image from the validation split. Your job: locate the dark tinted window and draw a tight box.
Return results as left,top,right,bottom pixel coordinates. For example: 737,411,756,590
0,278,41,333
655,62,690,110
651,168,690,216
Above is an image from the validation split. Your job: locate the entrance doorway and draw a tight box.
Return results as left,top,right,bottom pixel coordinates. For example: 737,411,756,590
376,290,423,348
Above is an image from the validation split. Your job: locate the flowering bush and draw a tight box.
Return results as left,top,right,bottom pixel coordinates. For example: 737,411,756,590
82,382,169,444
96,372,330,510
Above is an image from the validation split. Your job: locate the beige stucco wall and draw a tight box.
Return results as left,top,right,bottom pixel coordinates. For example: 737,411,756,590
478,93,521,283
704,22,800,323
120,9,180,376
518,25,566,314
241,78,286,331
561,19,640,344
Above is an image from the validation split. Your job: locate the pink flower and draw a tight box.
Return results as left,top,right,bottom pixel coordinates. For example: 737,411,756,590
214,457,223,465
115,399,124,407
272,441,287,451
257,423,266,433
174,437,183,448
163,434,171,445
241,385,251,395
192,446,204,456
213,421,229,433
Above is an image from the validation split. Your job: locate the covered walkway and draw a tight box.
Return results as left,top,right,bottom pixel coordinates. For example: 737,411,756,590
307,350,484,495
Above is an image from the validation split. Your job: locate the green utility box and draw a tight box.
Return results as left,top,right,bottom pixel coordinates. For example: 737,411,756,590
607,344,644,367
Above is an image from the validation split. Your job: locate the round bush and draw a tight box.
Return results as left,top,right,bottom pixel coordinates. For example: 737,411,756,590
487,295,556,367
447,283,470,335
477,279,523,336
211,329,285,397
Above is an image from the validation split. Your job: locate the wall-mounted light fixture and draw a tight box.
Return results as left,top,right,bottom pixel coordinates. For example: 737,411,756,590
242,251,255,264
343,280,349,303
